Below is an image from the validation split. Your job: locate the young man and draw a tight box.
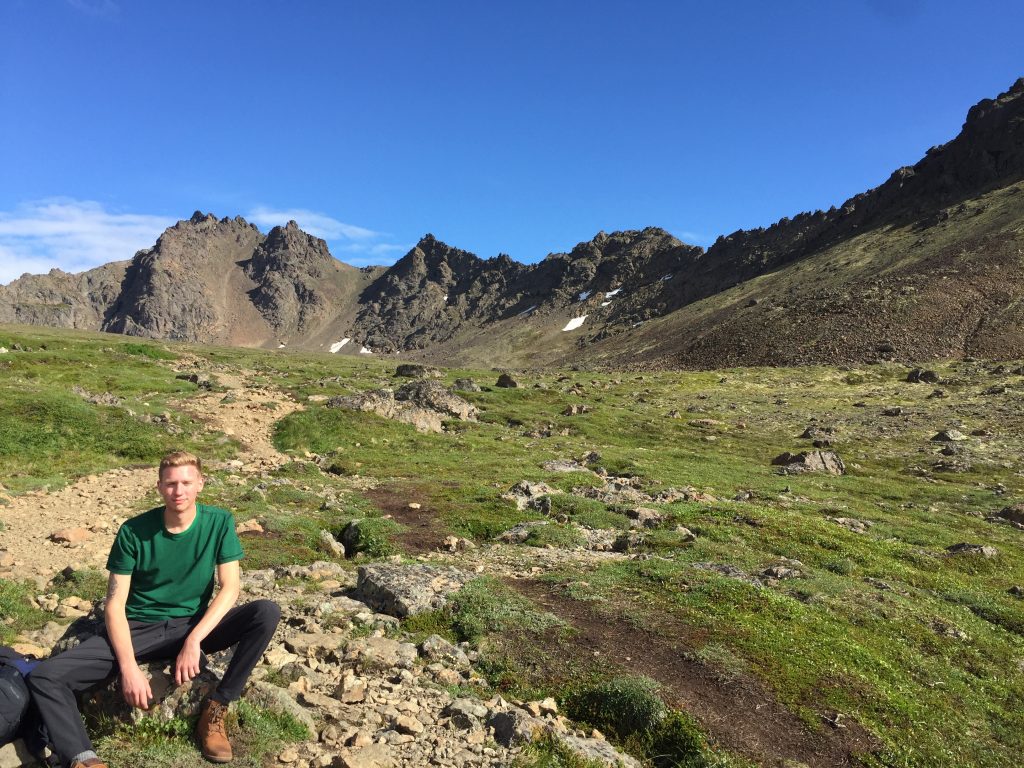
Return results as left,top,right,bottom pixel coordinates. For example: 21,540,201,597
28,451,280,768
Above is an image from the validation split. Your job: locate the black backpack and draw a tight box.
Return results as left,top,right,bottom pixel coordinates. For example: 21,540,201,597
0,648,32,745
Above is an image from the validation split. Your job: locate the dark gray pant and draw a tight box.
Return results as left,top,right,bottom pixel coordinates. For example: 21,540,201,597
27,599,280,765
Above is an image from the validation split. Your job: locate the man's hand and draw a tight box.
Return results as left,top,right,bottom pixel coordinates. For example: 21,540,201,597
175,637,203,686
120,662,153,709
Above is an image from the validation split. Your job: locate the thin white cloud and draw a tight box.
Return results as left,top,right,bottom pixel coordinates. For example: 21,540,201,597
66,0,118,15
674,229,713,247
0,199,174,286
246,206,378,240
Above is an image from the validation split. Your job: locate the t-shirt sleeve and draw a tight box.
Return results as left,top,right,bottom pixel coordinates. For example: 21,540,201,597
217,515,244,564
106,524,138,574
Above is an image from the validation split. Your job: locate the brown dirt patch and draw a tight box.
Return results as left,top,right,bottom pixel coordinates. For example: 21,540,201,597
365,484,452,555
511,579,880,768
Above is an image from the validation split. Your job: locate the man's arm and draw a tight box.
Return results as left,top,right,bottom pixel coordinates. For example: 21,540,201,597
174,559,241,686
104,572,153,709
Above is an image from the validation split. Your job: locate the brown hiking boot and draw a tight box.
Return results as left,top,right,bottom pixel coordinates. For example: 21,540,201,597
70,760,108,768
195,697,232,763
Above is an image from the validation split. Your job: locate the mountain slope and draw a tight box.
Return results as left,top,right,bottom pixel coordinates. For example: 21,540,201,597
2,79,1023,368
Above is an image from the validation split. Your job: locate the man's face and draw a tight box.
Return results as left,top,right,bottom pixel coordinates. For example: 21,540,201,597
157,464,205,515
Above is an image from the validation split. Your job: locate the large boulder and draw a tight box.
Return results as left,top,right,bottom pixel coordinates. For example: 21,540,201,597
394,364,442,379
327,380,476,434
556,733,643,767
997,503,1024,525
771,450,846,475
487,709,546,746
352,564,473,618
87,660,219,724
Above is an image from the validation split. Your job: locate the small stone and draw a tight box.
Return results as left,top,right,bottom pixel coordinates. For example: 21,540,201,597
236,519,264,535
997,504,1024,525
278,747,299,763
337,671,367,703
408,502,421,510
348,731,374,748
931,430,967,442
538,697,558,715
946,543,998,558
394,714,424,735
49,527,91,545
675,526,697,541
318,529,345,557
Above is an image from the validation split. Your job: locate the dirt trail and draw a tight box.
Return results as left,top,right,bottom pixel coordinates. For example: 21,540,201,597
0,369,300,583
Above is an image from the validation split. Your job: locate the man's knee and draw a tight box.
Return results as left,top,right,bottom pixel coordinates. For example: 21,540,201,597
249,599,281,632
26,656,71,694
26,662,56,693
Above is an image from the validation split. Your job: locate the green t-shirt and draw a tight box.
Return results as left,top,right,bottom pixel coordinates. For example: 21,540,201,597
106,503,244,622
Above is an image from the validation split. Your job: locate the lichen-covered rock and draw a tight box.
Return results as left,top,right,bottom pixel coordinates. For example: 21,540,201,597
771,450,846,475
556,733,643,767
327,380,476,433
945,543,999,558
352,564,472,618
997,504,1024,525
502,481,561,511
487,708,547,746
394,364,442,378
343,636,419,671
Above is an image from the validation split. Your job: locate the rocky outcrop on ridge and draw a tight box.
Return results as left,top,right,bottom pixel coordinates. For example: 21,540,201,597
675,77,1024,310
354,235,530,352
246,220,362,338
103,212,267,342
0,261,128,328
353,227,702,353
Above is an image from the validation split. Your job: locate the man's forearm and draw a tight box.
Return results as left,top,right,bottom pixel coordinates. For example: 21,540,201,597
105,581,138,670
185,584,240,646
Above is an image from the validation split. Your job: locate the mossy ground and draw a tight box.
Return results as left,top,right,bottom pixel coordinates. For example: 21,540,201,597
1,325,1022,766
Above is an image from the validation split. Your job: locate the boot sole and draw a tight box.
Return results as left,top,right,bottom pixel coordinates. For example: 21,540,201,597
201,751,233,764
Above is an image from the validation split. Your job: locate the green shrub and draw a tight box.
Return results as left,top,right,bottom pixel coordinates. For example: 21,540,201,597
823,557,856,575
450,577,563,645
341,517,400,558
648,710,713,768
564,675,666,742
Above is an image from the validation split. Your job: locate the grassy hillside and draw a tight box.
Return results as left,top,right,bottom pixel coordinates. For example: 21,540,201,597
1,324,1022,767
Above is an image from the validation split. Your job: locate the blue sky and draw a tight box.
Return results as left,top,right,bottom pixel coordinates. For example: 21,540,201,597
1,0,1022,284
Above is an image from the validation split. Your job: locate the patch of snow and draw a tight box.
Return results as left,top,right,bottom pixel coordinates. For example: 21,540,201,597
359,346,372,355
562,315,588,332
632,321,645,328
277,343,286,349
606,288,622,297
578,290,591,301
660,274,673,282
330,338,351,353
442,294,448,303
516,304,538,318
600,301,612,307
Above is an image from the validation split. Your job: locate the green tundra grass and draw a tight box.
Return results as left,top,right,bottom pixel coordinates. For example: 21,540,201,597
1,324,1021,767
